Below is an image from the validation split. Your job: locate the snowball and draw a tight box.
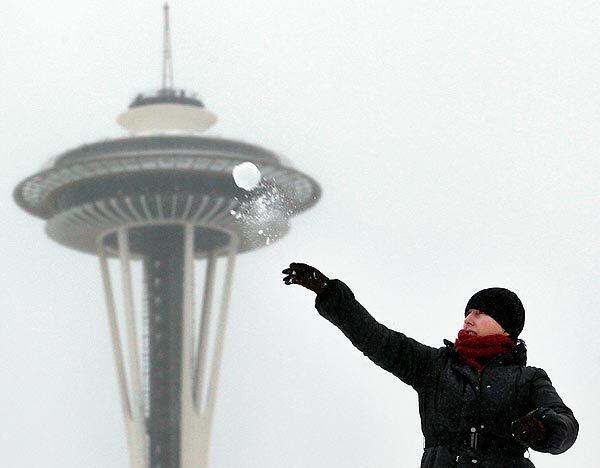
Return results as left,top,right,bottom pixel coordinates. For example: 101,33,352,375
232,162,261,191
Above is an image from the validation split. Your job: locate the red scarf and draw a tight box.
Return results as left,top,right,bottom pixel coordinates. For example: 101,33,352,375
454,329,516,372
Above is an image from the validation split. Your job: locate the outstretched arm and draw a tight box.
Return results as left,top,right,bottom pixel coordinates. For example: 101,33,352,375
282,263,437,390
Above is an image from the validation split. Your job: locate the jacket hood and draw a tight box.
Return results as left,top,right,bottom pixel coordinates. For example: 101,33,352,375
443,337,527,366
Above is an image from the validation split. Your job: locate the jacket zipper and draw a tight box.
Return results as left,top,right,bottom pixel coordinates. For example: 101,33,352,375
471,365,487,450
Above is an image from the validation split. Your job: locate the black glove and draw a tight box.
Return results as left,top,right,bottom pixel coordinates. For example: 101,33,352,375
512,409,547,445
282,262,330,294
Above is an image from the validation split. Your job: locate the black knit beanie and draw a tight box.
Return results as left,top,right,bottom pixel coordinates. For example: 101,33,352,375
464,287,525,340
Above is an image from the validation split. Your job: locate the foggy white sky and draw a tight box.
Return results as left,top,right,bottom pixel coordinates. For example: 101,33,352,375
2,1,598,467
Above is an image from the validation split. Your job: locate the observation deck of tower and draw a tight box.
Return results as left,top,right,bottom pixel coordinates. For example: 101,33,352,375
13,4,321,468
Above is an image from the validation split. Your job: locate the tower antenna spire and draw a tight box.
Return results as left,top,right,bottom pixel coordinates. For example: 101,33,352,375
162,2,174,90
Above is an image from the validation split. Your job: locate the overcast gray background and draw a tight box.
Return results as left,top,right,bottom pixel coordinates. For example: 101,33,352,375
2,1,597,467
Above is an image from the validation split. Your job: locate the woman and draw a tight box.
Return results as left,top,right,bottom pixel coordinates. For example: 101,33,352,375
282,262,578,467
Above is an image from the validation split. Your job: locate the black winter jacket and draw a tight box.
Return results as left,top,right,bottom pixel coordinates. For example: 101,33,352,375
314,279,578,468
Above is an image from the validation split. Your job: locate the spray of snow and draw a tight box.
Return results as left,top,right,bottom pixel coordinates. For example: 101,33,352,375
232,161,261,191
229,181,295,246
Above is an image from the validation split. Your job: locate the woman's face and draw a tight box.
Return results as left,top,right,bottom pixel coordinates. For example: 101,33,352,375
463,309,508,337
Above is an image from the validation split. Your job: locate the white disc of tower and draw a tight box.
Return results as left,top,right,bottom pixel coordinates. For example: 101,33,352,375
117,102,217,135
232,162,261,190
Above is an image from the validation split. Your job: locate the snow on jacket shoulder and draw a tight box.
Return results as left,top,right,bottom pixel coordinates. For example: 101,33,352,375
314,279,579,468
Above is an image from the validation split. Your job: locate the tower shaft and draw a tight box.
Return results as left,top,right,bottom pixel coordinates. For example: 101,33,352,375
144,227,184,468
97,224,241,468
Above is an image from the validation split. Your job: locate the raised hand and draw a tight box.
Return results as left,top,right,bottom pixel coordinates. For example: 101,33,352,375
282,262,330,294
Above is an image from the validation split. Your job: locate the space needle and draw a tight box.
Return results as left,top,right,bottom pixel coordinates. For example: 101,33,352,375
13,4,320,468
